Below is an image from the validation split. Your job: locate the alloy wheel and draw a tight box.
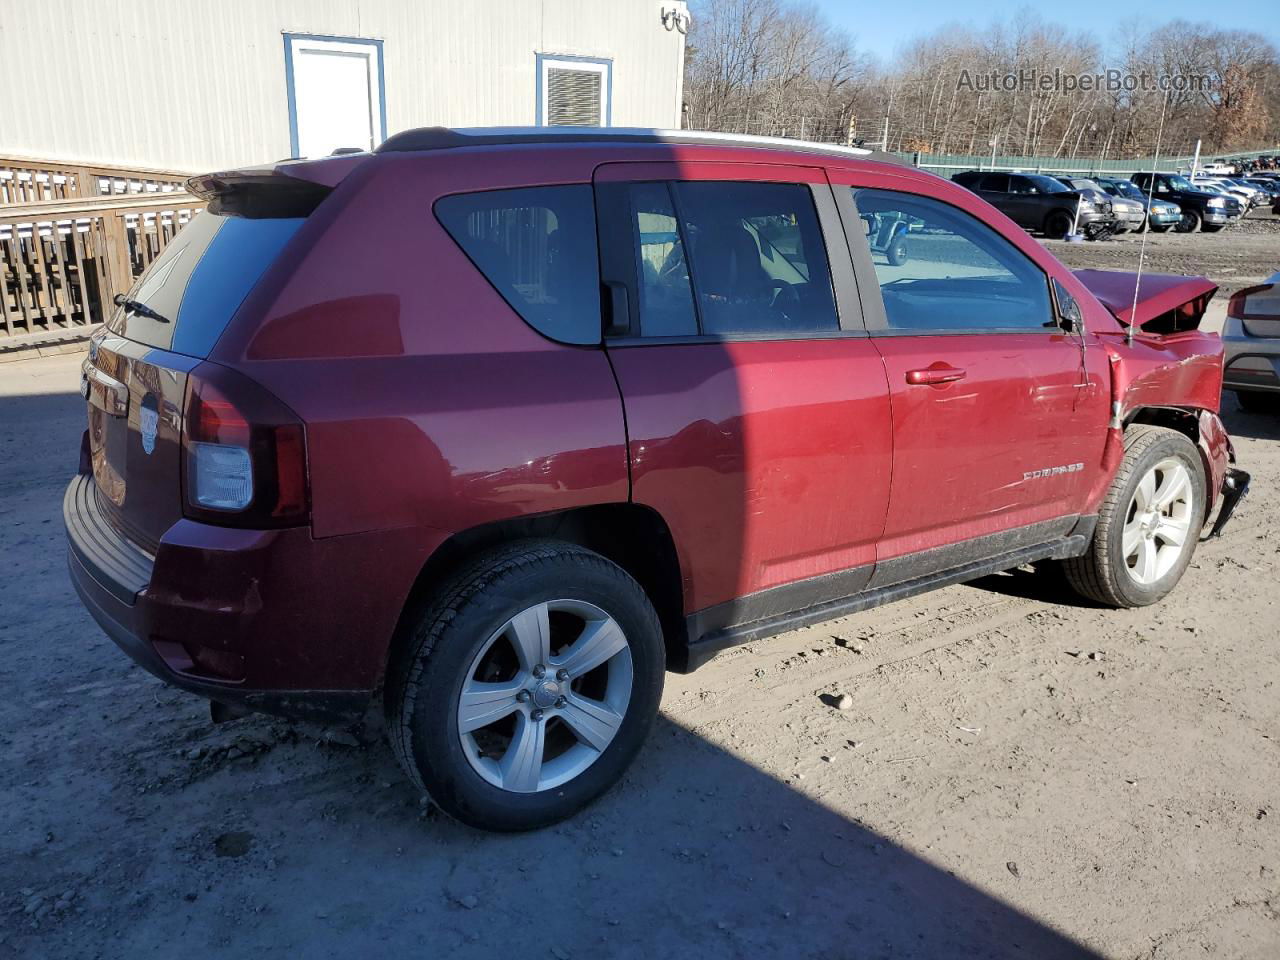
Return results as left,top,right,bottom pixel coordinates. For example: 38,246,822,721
457,599,633,793
1122,457,1194,585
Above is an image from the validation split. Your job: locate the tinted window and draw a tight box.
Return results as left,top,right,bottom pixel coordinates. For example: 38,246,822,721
673,181,838,336
436,185,600,344
106,212,304,356
852,188,1054,333
626,182,697,336
979,174,1010,192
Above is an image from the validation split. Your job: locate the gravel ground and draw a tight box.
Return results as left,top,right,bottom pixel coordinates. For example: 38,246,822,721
2,222,1278,958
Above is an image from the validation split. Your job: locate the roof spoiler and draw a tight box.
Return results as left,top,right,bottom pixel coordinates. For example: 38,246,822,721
185,154,363,218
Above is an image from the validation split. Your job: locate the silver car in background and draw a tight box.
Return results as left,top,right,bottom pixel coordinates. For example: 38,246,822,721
1223,272,1280,413
1094,176,1182,232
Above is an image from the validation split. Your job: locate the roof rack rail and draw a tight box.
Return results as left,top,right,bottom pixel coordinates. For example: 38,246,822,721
374,126,908,166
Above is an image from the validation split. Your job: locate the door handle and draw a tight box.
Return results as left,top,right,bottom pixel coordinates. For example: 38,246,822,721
905,363,966,386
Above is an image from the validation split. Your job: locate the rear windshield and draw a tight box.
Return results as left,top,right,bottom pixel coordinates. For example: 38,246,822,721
106,212,303,356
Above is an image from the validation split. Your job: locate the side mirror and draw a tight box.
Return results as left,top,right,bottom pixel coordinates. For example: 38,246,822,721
1054,279,1083,332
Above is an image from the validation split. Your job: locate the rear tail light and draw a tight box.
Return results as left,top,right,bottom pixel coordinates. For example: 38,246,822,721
181,364,309,527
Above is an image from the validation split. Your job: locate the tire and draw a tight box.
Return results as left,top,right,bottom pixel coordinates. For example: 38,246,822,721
886,236,908,266
385,540,665,831
1044,210,1073,239
1202,223,1225,233
1150,223,1173,233
1175,209,1201,233
1237,390,1278,413
1063,425,1206,608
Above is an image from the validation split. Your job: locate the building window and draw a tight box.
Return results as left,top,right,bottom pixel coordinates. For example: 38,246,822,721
537,55,611,127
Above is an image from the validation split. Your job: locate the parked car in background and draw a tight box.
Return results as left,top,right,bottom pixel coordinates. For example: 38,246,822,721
65,128,1249,831
1223,272,1280,414
1194,176,1265,208
1201,161,1236,176
1131,172,1240,232
1224,178,1272,206
951,170,1113,238
1054,176,1142,232
1242,178,1280,201
1093,176,1181,232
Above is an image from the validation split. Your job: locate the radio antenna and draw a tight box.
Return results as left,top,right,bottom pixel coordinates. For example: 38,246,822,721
1129,87,1171,347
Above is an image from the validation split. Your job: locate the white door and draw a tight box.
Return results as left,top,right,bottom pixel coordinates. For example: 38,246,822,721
286,36,385,158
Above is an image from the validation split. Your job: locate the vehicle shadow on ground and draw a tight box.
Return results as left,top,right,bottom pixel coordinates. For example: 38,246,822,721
1220,402,1280,442
962,565,1096,606
3,378,1095,959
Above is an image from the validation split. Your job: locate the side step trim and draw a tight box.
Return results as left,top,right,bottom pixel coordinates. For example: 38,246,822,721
682,531,1092,672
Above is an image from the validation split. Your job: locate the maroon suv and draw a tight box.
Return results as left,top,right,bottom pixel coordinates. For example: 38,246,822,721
66,128,1248,830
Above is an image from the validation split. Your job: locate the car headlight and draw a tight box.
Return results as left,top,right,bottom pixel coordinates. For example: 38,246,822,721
1207,197,1226,208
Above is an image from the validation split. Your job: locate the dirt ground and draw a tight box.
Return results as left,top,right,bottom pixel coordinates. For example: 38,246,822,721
2,215,1279,959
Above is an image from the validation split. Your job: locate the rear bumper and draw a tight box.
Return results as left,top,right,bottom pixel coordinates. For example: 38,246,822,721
1222,353,1280,394
64,474,437,721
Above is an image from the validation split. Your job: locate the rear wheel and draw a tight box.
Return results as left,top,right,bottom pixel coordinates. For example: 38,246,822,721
886,235,909,266
1063,426,1205,608
1175,209,1201,233
386,540,665,831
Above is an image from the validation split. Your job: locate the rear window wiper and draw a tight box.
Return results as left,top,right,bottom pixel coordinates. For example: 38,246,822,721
113,294,170,324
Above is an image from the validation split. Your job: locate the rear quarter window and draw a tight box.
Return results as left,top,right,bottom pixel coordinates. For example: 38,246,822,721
435,185,601,345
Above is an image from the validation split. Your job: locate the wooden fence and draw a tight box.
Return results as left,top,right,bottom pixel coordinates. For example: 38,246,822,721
0,154,189,205
0,157,201,341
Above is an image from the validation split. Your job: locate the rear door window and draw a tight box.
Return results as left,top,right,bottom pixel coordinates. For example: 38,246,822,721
672,181,838,336
107,212,304,356
435,185,601,345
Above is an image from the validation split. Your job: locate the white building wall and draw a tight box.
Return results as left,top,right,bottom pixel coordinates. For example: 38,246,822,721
0,0,688,172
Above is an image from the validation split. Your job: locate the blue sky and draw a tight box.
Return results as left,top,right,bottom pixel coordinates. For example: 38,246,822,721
811,0,1280,61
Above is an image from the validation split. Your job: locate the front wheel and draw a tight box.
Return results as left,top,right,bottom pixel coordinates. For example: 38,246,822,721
1063,425,1205,608
385,540,665,831
886,235,909,266
1043,210,1073,239
1175,209,1201,233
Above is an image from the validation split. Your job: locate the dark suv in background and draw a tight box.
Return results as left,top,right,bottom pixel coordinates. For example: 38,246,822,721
1130,172,1240,232
951,171,1113,238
